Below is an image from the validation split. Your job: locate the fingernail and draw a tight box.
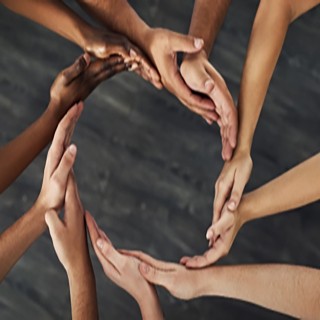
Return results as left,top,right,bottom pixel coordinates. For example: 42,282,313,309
68,144,77,155
194,38,204,49
228,201,236,210
206,229,213,240
140,262,149,274
205,79,214,91
97,238,104,249
130,49,137,58
129,62,138,71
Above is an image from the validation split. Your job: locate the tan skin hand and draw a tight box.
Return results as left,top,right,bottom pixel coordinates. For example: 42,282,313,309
85,212,157,303
181,50,238,160
45,174,90,273
144,28,219,119
180,204,243,268
37,103,83,212
213,150,253,224
49,53,128,119
122,250,199,301
84,28,162,89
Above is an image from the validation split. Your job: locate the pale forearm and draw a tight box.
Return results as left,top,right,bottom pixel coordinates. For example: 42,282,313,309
1,0,92,49
237,0,292,152
68,265,98,320
0,202,46,281
200,264,320,319
77,0,150,51
0,105,59,193
137,288,163,320
241,153,320,223
187,0,231,56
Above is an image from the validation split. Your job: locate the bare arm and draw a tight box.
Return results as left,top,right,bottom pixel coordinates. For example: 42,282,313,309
213,0,320,225
0,105,81,281
125,251,320,320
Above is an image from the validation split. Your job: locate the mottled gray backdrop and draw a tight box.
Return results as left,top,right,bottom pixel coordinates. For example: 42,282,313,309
0,0,320,319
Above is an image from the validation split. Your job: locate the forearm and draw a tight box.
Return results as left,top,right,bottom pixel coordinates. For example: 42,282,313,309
67,263,98,320
198,264,320,319
0,201,46,281
76,0,150,51
0,104,59,193
187,0,231,57
137,287,163,320
1,0,92,49
240,153,320,223
236,0,292,152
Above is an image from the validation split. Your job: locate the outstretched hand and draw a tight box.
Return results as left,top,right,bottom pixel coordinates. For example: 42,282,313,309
144,28,218,121
37,103,83,212
181,51,238,160
49,53,127,119
84,29,162,89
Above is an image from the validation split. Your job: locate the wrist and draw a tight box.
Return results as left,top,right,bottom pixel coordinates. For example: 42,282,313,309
237,192,255,225
66,256,94,281
137,286,163,320
46,99,65,124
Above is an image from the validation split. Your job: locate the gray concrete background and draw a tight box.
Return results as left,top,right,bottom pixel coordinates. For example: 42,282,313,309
0,0,320,319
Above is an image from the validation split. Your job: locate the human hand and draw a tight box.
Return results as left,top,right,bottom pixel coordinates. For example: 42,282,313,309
213,150,253,224
45,174,91,274
180,203,244,268
49,53,127,119
37,103,82,211
85,212,160,307
84,28,162,89
181,50,238,160
122,250,202,301
144,28,218,121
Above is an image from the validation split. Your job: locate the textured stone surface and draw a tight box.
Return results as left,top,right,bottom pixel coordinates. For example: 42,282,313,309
0,0,319,319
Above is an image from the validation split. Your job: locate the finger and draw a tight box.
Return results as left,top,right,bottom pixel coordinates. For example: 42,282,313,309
45,209,64,236
51,144,77,188
169,33,204,53
139,262,171,287
45,104,80,176
62,53,91,86
95,63,127,83
228,110,238,149
120,250,175,270
64,175,83,224
90,55,124,76
96,238,125,270
227,173,247,211
206,213,234,243
185,247,224,268
179,256,191,265
85,211,100,248
213,174,234,223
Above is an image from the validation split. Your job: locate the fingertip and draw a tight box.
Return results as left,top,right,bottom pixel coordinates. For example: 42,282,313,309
206,228,213,240
139,262,150,275
228,200,236,211
82,53,91,67
204,79,214,93
68,144,77,156
194,38,204,49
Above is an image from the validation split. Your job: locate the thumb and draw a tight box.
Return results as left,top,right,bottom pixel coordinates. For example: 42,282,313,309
45,209,62,232
170,33,204,53
227,176,247,211
139,262,167,287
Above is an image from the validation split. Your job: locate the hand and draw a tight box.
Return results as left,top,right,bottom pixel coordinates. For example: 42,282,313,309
85,212,159,306
213,150,253,224
181,50,238,160
144,28,218,120
180,203,244,268
122,250,201,301
49,53,127,119
84,28,162,89
45,174,91,274
37,103,83,211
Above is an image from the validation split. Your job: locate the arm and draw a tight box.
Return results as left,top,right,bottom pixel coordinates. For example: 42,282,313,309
77,0,219,121
0,53,126,193
183,152,320,268
45,175,98,320
213,0,320,224
85,212,163,320
130,252,320,320
0,104,81,281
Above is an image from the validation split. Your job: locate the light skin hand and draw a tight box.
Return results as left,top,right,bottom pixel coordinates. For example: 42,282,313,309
85,212,163,320
143,28,218,120
181,50,238,160
37,103,83,212
121,250,202,301
49,53,128,120
45,175,98,320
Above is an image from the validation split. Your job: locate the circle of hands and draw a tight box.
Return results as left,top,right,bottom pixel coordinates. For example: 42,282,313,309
42,27,247,305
